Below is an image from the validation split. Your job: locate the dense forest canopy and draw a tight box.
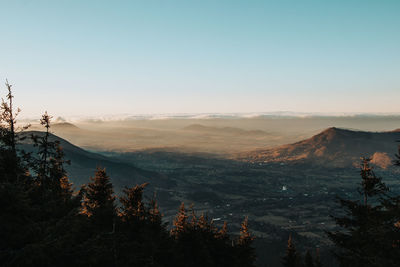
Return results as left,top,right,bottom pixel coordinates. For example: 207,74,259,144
1,81,400,266
0,82,256,266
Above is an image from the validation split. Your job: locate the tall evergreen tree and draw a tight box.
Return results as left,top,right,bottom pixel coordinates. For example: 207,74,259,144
117,184,174,267
81,167,116,231
1,80,17,154
119,183,148,222
37,112,52,183
216,221,229,240
327,158,391,266
171,202,188,238
282,234,300,267
49,144,73,202
235,216,256,267
28,112,77,221
148,193,162,224
0,80,29,182
74,168,118,266
359,157,388,205
238,216,255,246
30,112,58,192
0,81,35,265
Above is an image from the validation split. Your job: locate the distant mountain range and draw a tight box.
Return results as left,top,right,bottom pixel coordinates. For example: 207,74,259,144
236,127,400,168
19,131,170,192
51,122,81,131
20,112,400,123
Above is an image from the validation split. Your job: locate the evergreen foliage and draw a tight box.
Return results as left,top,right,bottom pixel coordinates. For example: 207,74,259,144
6,78,400,266
81,167,116,231
0,81,257,266
282,234,301,267
328,157,400,266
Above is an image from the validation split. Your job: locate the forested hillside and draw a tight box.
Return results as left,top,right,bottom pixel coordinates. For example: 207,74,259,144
2,82,400,266
0,83,256,266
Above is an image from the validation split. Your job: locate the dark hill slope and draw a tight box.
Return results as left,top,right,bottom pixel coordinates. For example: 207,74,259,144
236,127,400,168
18,131,170,192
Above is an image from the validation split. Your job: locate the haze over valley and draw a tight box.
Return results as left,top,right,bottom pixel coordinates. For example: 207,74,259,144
23,114,400,266
28,114,400,155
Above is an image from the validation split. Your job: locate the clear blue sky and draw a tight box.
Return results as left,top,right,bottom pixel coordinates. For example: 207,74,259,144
1,0,399,117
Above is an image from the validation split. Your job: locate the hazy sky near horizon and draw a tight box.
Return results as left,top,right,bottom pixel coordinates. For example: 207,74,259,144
1,0,399,117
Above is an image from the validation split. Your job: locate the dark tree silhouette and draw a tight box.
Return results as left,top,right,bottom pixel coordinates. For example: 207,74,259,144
282,234,300,267
327,158,395,266
116,184,174,266
81,167,116,231
0,80,29,183
314,248,322,267
171,202,189,238
236,216,256,267
305,250,315,267
119,183,148,222
0,81,259,267
359,157,388,205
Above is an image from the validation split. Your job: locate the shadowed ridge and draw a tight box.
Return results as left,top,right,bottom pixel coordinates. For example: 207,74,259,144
17,131,169,192
52,122,80,131
236,127,400,168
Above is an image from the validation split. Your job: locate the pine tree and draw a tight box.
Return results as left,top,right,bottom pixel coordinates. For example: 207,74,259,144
0,80,29,183
81,167,116,231
50,144,73,202
37,112,52,184
148,193,162,224
282,234,299,267
327,158,390,266
238,216,255,246
371,145,400,265
116,184,174,267
171,202,188,238
197,213,213,232
215,221,228,240
119,183,148,222
359,157,388,205
0,81,39,265
236,216,256,267
28,112,76,221
171,204,240,267
74,168,118,266
1,80,18,154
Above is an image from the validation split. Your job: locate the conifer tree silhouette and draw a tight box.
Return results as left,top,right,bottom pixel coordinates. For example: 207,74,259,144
0,79,263,267
236,216,256,267
119,183,148,222
327,158,391,266
282,234,299,267
359,157,388,205
148,193,162,224
81,167,116,231
0,80,29,182
171,202,188,238
238,216,255,246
